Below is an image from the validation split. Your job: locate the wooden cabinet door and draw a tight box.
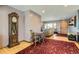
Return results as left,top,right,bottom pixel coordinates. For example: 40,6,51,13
60,20,68,34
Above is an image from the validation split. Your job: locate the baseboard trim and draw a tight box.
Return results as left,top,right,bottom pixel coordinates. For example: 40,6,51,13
20,40,32,43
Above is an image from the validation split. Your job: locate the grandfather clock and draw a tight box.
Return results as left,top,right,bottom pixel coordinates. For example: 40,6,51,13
8,12,19,48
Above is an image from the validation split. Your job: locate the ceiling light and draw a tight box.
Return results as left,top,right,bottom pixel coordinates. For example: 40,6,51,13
64,5,68,7
42,10,45,13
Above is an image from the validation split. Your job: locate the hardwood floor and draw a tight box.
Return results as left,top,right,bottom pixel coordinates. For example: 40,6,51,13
0,41,33,54
0,35,79,54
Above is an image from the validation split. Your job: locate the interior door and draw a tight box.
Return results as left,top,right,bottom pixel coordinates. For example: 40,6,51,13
8,12,19,47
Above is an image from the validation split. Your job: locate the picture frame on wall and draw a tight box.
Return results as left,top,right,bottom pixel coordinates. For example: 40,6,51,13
69,16,76,27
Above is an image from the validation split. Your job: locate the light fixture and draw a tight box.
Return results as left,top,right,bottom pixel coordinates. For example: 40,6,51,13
42,10,45,13
64,5,68,7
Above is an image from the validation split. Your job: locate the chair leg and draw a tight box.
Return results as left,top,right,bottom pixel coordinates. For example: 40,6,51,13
39,39,41,43
34,41,36,47
42,39,44,43
43,38,45,43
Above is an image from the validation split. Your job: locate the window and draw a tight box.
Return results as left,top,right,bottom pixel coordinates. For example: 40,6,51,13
44,23,57,29
53,23,57,29
44,23,53,29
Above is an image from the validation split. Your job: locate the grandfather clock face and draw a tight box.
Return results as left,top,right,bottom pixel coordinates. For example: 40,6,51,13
12,17,17,23
11,17,17,35
8,12,19,47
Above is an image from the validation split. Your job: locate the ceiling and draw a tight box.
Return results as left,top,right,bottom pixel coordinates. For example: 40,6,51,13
10,5,79,21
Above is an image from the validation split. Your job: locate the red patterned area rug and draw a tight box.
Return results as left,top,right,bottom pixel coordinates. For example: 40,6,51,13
16,39,79,54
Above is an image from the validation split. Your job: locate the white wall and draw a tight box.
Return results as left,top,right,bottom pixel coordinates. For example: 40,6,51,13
0,6,4,48
0,6,25,47
25,10,42,41
0,6,42,47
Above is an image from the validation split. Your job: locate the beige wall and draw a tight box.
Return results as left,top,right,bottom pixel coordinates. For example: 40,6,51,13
25,10,42,41
0,6,25,47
